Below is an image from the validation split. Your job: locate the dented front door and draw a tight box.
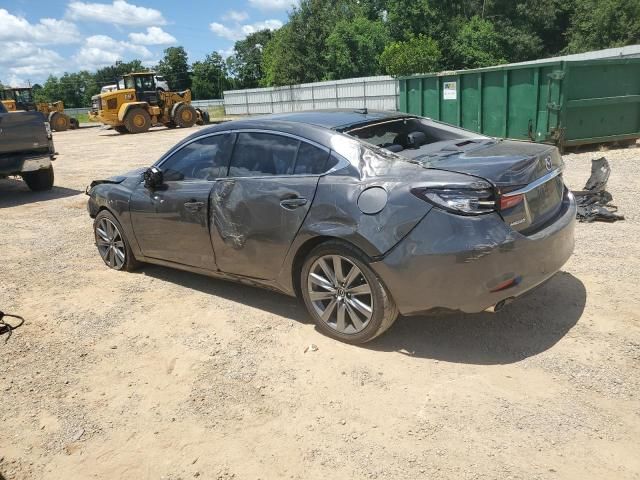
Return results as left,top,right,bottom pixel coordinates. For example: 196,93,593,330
210,176,319,280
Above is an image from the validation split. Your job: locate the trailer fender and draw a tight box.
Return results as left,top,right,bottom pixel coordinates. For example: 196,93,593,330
118,102,148,122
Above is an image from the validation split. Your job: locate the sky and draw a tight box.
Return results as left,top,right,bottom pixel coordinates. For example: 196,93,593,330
0,0,295,86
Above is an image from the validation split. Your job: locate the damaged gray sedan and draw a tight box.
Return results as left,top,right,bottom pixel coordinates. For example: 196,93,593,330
87,110,576,343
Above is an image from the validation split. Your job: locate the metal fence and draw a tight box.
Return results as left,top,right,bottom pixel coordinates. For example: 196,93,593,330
191,99,225,109
64,107,90,118
223,76,398,115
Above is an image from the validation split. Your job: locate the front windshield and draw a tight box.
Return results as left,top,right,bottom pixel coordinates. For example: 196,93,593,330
136,76,154,90
124,76,135,89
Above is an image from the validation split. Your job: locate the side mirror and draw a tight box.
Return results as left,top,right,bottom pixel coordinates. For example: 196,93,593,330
144,166,163,189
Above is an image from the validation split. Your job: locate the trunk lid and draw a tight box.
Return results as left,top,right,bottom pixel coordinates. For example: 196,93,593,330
400,139,566,234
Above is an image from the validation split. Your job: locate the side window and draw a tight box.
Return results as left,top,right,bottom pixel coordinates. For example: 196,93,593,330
293,142,330,175
162,134,234,181
229,132,299,177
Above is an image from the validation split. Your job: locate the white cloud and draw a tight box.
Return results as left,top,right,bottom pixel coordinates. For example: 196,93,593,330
67,0,166,26
73,34,152,70
223,10,249,22
248,0,296,10
0,9,80,44
0,41,66,85
128,26,176,45
209,19,282,41
217,47,235,59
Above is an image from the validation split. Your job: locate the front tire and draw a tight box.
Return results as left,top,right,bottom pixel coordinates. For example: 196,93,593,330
124,108,151,134
300,240,399,344
22,166,54,191
50,112,70,131
174,104,197,128
94,210,139,271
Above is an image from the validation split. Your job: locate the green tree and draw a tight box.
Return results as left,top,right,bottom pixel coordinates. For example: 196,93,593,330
451,16,507,69
36,76,64,104
379,35,441,76
262,0,367,85
565,0,640,53
191,52,229,99
262,25,306,85
228,30,274,89
157,46,191,90
384,0,439,41
325,16,389,79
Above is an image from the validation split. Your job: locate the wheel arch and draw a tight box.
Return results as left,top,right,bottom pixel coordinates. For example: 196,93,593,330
118,102,148,122
289,235,375,299
170,101,187,119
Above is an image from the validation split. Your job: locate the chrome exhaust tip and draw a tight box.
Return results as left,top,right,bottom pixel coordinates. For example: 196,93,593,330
484,297,514,313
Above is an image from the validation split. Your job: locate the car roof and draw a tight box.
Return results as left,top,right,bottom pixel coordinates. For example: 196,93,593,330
257,109,405,130
182,110,411,154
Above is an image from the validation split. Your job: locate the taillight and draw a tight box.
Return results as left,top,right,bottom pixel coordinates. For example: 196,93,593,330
499,194,524,210
411,187,495,215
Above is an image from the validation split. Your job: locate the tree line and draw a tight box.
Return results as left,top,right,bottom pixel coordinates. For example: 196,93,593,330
3,0,638,108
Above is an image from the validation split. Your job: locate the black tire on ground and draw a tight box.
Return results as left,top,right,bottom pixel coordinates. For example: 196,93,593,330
165,122,177,129
174,104,197,128
69,117,80,129
22,166,54,191
199,110,210,125
124,107,151,134
50,112,70,131
93,210,140,272
300,240,399,344
114,125,129,134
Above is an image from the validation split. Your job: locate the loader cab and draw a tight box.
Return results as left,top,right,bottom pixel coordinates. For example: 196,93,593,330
120,73,159,105
1,88,35,111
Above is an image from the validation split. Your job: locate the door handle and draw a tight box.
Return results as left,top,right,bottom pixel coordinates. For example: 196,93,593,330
280,197,307,210
184,200,204,211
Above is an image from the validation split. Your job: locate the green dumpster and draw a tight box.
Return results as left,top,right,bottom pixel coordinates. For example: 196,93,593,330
399,58,640,148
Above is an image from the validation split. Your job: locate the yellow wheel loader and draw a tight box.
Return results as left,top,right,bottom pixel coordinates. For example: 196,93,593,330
0,88,79,131
88,72,208,134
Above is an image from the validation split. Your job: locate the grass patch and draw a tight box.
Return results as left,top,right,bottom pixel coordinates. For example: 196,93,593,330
207,106,226,118
68,113,90,123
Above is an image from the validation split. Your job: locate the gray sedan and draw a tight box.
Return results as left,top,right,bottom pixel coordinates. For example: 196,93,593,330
87,110,576,343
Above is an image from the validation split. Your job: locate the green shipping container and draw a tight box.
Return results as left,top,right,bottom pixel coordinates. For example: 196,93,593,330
399,58,640,149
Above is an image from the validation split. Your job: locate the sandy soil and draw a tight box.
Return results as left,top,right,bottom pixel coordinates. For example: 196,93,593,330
1,125,639,480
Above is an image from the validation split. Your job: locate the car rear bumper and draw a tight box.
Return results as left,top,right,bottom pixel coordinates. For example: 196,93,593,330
371,189,576,315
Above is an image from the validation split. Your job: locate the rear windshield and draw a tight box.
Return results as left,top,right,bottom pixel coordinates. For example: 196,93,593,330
345,117,484,153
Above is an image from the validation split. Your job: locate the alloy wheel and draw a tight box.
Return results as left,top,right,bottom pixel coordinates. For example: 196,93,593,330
95,218,126,269
307,254,373,334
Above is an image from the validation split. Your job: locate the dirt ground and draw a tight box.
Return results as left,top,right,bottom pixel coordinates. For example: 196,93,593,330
1,125,639,480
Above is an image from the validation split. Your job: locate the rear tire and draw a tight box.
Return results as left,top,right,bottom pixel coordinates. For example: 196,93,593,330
124,108,151,134
93,210,139,272
114,125,128,134
50,112,69,131
174,104,197,128
69,117,80,129
22,166,54,191
300,240,399,344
